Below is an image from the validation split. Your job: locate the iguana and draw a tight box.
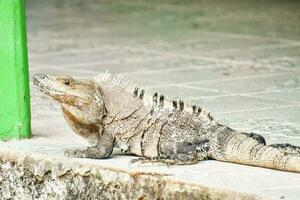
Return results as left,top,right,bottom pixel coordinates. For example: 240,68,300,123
33,72,300,173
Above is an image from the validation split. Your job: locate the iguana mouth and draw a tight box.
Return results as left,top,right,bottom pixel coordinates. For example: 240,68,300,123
33,74,64,96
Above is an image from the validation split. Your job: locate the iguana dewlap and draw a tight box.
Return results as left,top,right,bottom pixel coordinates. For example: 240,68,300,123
33,72,300,173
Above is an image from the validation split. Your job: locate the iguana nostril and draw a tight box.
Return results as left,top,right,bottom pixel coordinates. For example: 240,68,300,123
33,74,46,80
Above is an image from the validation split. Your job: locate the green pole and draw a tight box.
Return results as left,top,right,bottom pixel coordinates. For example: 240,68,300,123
0,0,31,139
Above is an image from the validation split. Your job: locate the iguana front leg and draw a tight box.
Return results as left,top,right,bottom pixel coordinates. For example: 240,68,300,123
65,131,114,159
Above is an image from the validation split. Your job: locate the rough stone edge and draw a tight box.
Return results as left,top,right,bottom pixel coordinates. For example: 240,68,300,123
0,149,266,200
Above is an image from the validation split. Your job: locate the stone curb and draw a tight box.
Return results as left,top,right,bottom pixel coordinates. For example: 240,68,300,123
0,149,264,200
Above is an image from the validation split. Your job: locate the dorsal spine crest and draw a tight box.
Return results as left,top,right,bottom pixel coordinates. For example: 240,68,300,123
192,105,197,114
153,93,158,105
139,89,145,99
208,112,213,121
95,72,215,122
159,95,164,108
172,100,178,110
179,100,184,111
133,88,138,97
197,107,202,116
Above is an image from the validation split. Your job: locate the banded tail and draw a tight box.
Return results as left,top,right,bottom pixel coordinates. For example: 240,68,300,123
211,127,300,173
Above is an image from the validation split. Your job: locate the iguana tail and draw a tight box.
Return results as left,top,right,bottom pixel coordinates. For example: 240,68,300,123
211,127,300,173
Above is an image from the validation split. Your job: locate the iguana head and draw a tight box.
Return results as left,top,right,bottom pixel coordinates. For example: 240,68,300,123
33,72,144,124
33,73,106,124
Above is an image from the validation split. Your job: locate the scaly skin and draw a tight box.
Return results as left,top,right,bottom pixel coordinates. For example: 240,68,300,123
33,72,300,173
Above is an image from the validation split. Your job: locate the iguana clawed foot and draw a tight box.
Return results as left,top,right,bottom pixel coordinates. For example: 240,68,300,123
64,146,112,159
64,148,83,158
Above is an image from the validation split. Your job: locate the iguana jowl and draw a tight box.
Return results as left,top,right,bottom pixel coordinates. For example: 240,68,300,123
33,72,300,173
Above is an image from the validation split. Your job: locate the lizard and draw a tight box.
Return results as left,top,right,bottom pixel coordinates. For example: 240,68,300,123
33,72,300,173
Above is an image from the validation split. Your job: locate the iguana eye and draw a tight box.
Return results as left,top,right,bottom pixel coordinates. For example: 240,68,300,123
94,94,101,102
64,80,70,85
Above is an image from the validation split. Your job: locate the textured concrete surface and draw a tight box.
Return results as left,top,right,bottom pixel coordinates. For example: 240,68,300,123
1,0,300,199
0,150,260,200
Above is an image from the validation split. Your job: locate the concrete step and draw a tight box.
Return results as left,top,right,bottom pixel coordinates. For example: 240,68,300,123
0,148,260,200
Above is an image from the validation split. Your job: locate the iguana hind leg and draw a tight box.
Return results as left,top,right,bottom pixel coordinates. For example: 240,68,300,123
130,137,209,166
130,154,201,166
269,143,300,155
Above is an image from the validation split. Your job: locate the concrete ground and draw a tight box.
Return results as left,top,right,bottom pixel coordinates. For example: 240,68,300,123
2,0,300,199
